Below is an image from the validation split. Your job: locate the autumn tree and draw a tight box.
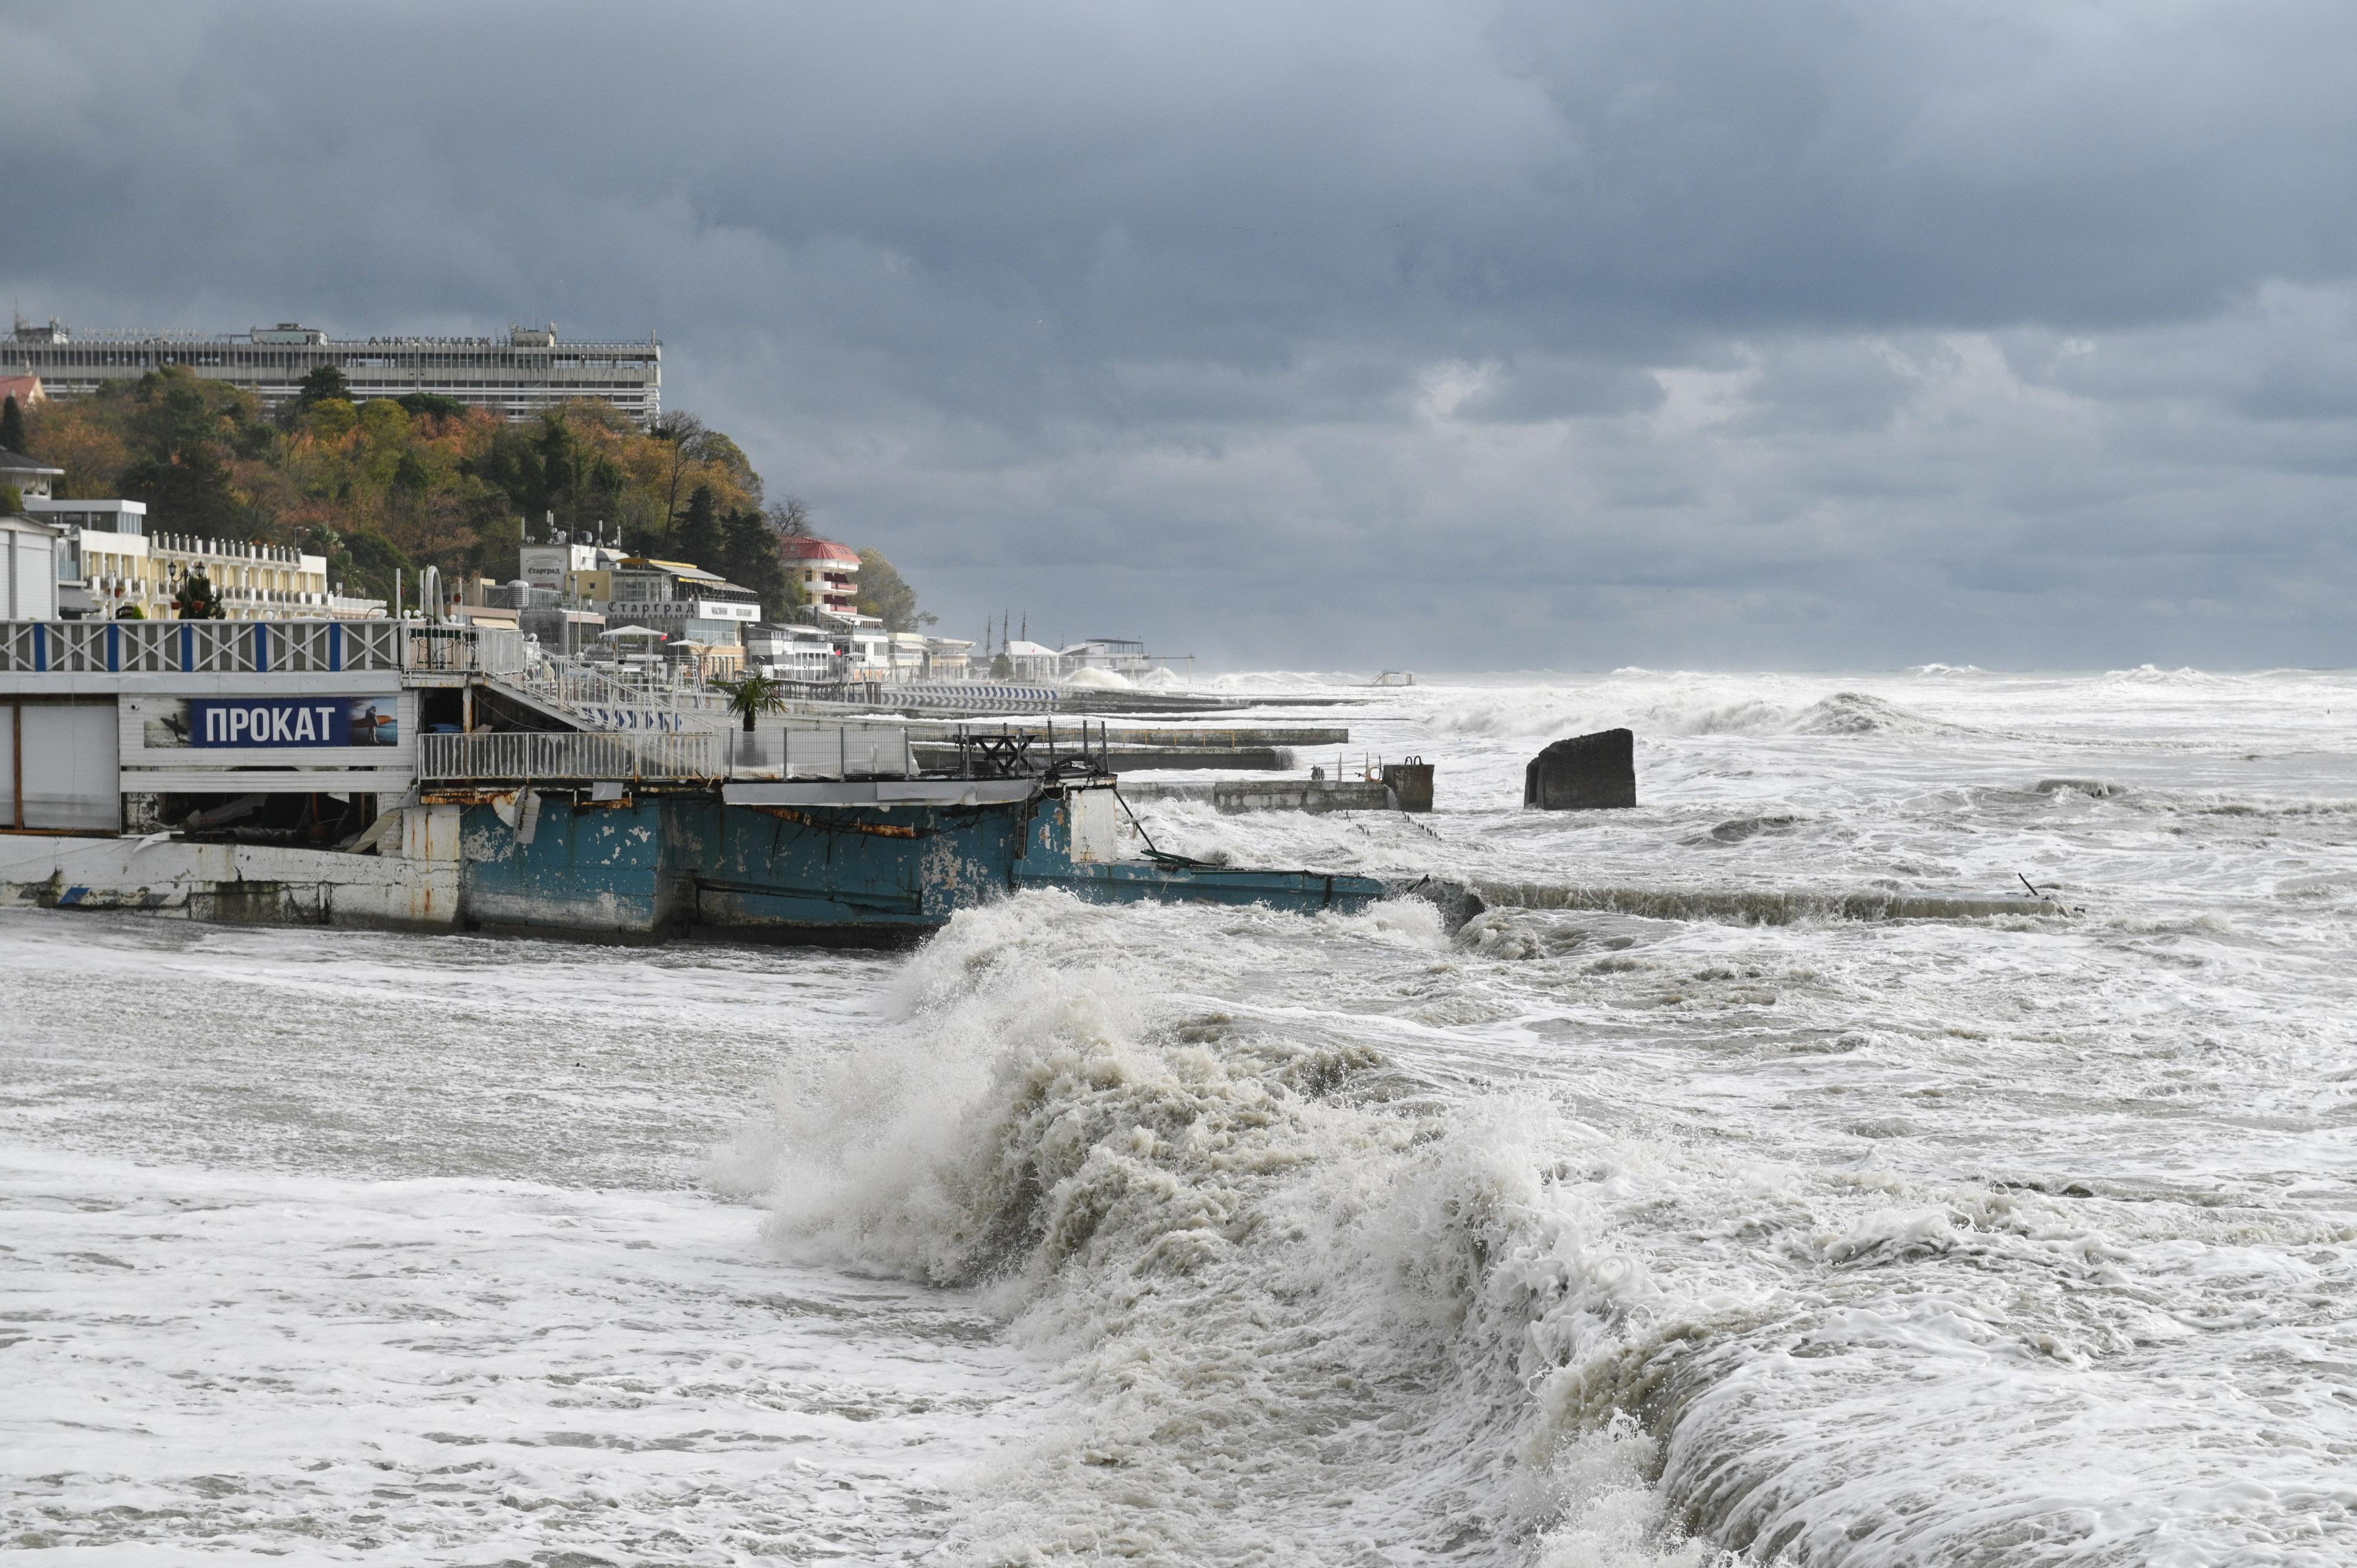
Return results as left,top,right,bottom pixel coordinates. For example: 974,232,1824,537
114,367,266,539
855,549,935,633
653,412,709,523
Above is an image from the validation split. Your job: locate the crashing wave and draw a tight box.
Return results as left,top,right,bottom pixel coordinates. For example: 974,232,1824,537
723,896,1713,1562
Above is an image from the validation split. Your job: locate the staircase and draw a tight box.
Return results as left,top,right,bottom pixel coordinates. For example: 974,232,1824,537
481,654,734,735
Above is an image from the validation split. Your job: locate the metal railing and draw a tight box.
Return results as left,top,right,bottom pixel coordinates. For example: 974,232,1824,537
418,729,726,781
887,681,1063,713
0,619,524,676
485,653,733,733
733,724,920,778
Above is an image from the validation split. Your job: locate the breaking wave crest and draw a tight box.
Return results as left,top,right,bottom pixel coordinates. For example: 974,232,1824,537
1434,688,1967,742
722,892,2352,1566
721,895,1724,1564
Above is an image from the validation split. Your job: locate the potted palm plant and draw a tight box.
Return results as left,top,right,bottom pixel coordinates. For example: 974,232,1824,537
723,671,789,767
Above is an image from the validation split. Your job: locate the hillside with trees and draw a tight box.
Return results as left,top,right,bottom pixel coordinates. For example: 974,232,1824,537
14,365,913,623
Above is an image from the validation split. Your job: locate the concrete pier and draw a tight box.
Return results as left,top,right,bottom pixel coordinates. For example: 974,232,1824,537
901,723,1347,747
1121,779,1399,814
911,743,1295,773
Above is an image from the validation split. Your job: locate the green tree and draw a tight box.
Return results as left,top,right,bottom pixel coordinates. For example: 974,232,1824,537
721,507,795,619
173,569,225,619
0,394,24,453
395,392,468,422
674,483,722,570
110,366,262,537
293,364,349,407
854,548,934,633
0,484,21,514
722,671,789,732
301,398,358,440
338,529,414,603
124,441,246,539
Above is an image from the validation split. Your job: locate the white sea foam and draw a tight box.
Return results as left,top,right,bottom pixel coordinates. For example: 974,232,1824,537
6,669,2356,1564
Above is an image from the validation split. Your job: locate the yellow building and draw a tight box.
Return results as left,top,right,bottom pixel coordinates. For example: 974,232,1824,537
26,499,384,620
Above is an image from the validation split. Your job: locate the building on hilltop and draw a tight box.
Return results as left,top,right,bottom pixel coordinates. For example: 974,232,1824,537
2,318,660,424
781,537,861,616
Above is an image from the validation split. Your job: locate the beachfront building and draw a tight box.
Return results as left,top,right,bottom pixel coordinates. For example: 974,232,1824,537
599,557,762,646
28,500,386,621
781,537,860,616
1002,639,1064,682
745,622,839,681
516,538,628,601
4,319,661,424
884,632,974,679
809,608,890,672
1,446,62,502
1059,638,1151,677
0,514,63,619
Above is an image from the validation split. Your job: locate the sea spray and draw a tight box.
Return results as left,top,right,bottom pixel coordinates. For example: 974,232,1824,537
731,893,1724,1562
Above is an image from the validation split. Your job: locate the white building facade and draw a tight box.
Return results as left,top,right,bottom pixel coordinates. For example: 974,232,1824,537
4,319,662,424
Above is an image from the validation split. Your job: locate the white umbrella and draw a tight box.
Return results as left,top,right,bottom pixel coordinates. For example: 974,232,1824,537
599,625,667,640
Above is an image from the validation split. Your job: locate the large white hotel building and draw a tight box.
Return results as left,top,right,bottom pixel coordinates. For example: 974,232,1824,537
1,319,661,424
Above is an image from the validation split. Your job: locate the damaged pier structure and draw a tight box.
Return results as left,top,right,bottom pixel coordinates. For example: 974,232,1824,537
0,619,1382,942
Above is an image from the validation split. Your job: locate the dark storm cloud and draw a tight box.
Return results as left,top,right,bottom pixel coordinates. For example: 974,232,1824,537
4,1,2355,666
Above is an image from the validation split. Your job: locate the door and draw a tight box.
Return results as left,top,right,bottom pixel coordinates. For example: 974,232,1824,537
16,703,118,830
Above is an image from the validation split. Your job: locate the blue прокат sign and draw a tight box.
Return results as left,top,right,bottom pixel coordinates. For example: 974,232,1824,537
187,697,400,748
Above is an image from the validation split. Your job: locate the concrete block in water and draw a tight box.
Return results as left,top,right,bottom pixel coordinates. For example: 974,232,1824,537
1525,729,1635,810
1380,762,1435,813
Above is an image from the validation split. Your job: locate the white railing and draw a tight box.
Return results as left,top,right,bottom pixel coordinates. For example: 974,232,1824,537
0,618,526,675
0,618,403,674
486,652,734,733
418,729,726,781
889,681,1063,712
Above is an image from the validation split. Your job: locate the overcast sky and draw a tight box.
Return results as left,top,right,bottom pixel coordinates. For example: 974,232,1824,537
5,1,2354,669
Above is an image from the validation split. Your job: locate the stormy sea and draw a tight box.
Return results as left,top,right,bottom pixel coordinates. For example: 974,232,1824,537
4,666,2352,1566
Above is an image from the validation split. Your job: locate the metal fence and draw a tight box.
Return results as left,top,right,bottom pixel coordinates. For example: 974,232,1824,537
888,681,1063,713
0,619,521,676
488,655,732,733
417,729,727,781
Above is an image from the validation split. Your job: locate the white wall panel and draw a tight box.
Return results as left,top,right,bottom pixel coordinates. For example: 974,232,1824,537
21,704,118,830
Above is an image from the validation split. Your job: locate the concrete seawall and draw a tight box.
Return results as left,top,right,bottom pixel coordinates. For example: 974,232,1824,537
911,744,1297,773
1121,780,1398,814
0,829,460,930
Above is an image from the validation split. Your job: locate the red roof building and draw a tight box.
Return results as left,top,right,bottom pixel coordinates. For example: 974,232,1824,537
0,375,45,410
781,537,861,615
